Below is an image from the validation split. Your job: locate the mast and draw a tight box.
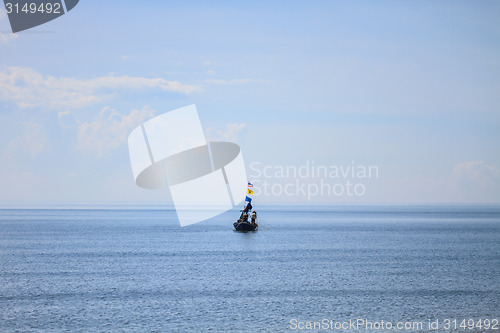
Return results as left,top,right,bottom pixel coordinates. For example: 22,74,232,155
238,181,254,221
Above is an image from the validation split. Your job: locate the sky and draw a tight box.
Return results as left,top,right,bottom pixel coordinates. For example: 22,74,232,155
0,0,499,206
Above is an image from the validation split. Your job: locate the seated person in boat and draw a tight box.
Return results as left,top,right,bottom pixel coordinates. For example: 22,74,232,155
242,213,248,222
251,211,257,224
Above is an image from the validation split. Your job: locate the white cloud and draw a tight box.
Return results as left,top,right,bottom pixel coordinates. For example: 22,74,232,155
205,78,263,85
450,161,500,201
394,161,500,203
206,123,246,142
0,9,18,44
120,55,134,61
76,106,156,155
0,66,201,109
0,32,17,43
5,122,47,158
57,110,75,128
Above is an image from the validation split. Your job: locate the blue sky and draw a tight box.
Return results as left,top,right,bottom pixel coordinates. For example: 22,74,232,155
0,1,499,205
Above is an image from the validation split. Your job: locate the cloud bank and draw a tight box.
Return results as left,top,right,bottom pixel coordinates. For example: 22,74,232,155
0,66,201,109
76,106,157,155
206,123,247,142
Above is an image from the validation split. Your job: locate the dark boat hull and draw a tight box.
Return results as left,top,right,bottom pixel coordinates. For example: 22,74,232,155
233,221,258,231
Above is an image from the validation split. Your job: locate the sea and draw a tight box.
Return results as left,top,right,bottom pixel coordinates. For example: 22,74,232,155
0,205,499,332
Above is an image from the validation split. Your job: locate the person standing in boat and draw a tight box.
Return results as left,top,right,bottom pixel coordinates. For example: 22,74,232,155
251,211,257,224
243,201,252,213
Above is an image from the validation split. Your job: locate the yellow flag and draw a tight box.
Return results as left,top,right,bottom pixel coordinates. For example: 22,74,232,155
247,189,253,195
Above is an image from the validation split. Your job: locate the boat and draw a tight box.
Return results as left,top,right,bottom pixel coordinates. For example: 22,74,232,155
233,220,258,231
233,184,258,231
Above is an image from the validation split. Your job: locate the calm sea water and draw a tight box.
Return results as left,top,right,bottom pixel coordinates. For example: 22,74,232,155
0,205,499,332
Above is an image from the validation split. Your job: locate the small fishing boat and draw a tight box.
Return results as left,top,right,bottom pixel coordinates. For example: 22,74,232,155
233,220,258,231
234,184,258,231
